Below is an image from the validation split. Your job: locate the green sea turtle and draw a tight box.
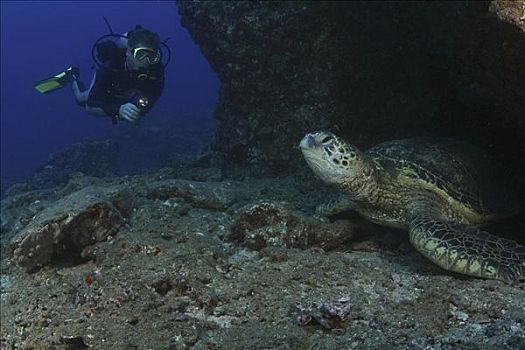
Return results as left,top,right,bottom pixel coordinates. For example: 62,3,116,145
299,131,524,283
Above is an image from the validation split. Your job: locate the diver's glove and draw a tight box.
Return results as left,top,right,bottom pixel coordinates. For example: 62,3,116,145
118,103,141,123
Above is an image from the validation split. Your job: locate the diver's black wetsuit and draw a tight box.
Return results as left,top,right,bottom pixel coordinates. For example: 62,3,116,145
86,43,165,122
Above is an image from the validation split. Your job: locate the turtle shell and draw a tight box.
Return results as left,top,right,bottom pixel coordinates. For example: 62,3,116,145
367,137,522,216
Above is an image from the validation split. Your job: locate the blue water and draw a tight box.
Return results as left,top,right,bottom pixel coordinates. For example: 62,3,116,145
1,1,219,185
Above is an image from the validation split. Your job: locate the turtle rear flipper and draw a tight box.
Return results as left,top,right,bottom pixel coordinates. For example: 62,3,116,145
408,215,525,284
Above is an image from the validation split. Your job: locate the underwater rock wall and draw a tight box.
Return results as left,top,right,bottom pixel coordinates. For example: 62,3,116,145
176,0,525,177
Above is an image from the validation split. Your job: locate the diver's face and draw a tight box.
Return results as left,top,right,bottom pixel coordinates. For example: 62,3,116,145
126,45,160,69
126,49,151,69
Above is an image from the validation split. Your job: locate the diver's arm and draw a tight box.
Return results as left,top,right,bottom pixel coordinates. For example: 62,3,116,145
86,100,140,122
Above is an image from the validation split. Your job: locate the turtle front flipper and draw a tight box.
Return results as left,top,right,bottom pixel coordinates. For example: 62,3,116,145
408,216,524,284
316,192,355,216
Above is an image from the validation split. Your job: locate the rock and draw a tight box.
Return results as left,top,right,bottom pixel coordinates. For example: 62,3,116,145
156,164,223,182
229,200,355,250
294,300,352,332
1,174,524,349
146,179,236,210
4,183,38,198
9,186,125,271
106,187,137,218
176,1,525,180
54,175,110,198
0,189,56,236
28,139,119,190
489,0,525,29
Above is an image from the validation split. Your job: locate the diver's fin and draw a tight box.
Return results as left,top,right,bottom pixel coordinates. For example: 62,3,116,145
33,66,79,94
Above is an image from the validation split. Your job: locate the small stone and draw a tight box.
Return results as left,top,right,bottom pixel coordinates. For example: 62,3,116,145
456,311,469,322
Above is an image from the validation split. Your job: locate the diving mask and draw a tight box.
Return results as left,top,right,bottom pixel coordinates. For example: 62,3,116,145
131,47,161,64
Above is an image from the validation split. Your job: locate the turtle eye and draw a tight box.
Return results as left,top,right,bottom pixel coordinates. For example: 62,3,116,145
320,136,332,144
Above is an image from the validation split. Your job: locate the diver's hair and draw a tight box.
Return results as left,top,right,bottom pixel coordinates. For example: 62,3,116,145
127,28,160,50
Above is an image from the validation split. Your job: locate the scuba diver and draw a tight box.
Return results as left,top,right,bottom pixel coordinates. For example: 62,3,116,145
34,23,170,124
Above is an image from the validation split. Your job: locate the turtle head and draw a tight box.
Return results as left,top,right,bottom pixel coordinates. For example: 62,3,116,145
299,131,365,186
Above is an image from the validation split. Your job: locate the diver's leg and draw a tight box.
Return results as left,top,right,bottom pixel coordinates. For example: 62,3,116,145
85,106,108,117
72,71,114,118
71,72,106,117
72,71,96,105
